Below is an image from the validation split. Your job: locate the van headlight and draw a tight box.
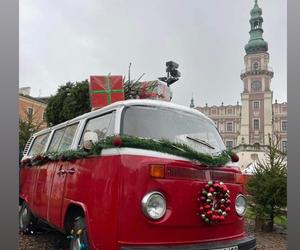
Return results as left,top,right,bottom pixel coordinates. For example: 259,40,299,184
141,192,166,220
235,194,247,216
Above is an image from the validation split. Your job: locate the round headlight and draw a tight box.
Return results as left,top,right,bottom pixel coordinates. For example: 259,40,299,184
235,194,247,216
141,192,166,220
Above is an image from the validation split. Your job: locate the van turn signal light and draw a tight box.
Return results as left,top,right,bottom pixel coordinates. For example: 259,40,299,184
235,173,245,184
149,164,165,178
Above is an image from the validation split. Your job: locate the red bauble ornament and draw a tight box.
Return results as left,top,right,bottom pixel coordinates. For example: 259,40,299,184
35,155,42,161
112,136,123,147
204,205,211,210
21,158,32,167
199,206,204,213
206,210,213,217
231,153,239,162
225,207,231,213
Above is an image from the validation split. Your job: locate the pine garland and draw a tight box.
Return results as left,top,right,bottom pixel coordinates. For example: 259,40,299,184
21,135,234,167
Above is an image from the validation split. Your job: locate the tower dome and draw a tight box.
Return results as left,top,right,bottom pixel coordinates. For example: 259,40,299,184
250,0,262,17
244,0,268,54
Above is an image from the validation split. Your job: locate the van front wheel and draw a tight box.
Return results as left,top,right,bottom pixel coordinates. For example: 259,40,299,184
69,216,90,250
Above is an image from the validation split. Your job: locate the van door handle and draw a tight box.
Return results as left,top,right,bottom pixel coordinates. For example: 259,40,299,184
67,168,76,175
57,165,66,175
57,169,66,175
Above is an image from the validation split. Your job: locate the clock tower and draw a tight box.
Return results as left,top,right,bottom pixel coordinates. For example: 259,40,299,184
238,0,274,146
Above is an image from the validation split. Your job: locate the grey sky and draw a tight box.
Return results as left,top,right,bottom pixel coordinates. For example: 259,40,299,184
20,0,287,107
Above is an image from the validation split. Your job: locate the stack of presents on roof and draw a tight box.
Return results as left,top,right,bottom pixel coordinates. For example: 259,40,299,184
89,61,180,110
89,75,172,110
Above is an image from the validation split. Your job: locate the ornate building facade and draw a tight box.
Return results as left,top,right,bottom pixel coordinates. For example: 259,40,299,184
195,0,287,169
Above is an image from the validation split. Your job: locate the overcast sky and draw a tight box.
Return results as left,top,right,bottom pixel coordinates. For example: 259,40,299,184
20,0,287,107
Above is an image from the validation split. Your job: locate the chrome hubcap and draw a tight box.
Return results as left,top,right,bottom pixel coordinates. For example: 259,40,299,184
20,207,28,229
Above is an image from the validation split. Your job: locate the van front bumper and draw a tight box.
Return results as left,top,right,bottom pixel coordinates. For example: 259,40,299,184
121,235,256,250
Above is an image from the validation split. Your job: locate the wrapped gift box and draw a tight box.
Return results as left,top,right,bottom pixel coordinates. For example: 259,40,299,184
124,80,172,101
140,80,172,101
89,75,124,109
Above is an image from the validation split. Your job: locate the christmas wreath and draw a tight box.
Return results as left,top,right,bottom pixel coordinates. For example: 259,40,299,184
197,180,231,224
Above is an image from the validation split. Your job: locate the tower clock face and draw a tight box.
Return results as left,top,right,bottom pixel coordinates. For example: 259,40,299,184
251,80,262,92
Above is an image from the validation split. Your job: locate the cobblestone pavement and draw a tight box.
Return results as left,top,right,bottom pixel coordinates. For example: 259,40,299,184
19,219,287,250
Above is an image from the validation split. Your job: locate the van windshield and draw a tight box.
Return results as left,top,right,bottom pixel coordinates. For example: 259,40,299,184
121,106,226,155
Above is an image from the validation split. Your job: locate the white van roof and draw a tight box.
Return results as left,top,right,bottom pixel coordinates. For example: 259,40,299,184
33,99,214,137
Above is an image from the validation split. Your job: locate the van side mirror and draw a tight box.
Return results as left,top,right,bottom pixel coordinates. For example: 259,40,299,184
83,131,98,151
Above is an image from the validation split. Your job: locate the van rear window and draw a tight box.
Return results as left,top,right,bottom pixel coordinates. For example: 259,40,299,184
28,133,50,156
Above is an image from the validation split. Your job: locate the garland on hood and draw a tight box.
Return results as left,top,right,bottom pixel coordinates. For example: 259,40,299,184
21,135,235,167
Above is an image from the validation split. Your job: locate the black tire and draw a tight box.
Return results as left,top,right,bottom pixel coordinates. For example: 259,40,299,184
19,202,37,234
69,216,90,250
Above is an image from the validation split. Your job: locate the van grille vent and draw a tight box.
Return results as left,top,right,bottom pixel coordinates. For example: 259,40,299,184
210,171,236,183
166,166,206,180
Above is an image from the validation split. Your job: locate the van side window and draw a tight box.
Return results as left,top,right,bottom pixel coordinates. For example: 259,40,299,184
28,133,50,156
48,123,78,152
48,127,65,152
80,112,116,147
57,123,78,152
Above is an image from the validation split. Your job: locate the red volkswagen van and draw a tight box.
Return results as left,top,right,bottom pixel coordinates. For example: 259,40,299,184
19,99,256,250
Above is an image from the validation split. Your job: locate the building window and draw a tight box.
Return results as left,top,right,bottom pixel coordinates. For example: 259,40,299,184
253,101,260,109
253,62,260,70
43,111,47,122
282,140,287,153
251,80,262,92
226,141,233,150
254,143,260,151
226,122,233,132
212,109,216,115
227,108,233,115
282,121,287,131
251,153,259,160
27,107,33,117
253,119,260,130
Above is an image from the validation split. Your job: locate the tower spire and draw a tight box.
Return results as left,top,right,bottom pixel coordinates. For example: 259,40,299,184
244,0,268,54
190,94,195,108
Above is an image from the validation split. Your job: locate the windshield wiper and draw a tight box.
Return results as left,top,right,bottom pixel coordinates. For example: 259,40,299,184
186,136,215,150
